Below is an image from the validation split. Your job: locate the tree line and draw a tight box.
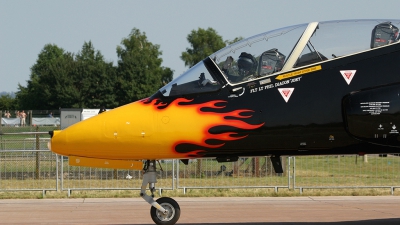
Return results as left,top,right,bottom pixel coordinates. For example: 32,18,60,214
0,27,242,112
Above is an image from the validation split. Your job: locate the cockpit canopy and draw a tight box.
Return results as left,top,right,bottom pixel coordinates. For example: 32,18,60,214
160,19,400,97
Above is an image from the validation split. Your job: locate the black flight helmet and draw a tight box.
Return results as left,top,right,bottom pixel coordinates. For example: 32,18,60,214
237,52,257,77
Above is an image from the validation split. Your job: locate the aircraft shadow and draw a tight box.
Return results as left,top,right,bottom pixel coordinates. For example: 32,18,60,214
112,218,400,225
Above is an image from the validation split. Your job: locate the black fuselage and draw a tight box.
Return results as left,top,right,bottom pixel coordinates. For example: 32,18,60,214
151,43,400,158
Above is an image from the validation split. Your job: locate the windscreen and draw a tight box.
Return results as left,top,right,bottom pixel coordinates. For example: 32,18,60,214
159,61,221,97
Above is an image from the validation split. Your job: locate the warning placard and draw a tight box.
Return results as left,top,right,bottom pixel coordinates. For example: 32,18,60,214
340,70,356,85
278,88,294,102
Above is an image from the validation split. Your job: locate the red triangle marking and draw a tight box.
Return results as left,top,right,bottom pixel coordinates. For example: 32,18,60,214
344,72,352,79
282,90,290,97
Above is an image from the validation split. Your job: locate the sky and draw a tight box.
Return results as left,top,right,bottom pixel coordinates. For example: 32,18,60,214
1,0,400,93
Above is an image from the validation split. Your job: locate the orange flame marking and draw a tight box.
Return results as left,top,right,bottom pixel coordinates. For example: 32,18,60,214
142,98,264,157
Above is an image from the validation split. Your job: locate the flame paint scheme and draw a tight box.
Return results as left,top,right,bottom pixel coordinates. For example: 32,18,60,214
49,19,400,225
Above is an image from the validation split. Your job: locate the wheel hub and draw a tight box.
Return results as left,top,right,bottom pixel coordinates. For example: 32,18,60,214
156,203,175,221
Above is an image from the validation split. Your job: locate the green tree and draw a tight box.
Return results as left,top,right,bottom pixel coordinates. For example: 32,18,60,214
17,42,118,109
225,36,244,45
161,67,173,87
116,28,173,105
50,51,79,108
73,41,118,108
0,94,16,110
181,28,226,68
16,44,66,109
181,28,243,68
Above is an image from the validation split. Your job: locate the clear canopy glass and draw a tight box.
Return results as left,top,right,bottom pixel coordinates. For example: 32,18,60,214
159,61,221,97
160,19,400,97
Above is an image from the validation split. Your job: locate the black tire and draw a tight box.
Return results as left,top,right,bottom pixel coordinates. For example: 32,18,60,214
150,197,180,225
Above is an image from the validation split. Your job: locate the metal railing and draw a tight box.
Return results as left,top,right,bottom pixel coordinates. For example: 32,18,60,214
176,158,289,194
1,131,400,196
60,156,175,197
293,155,400,195
0,150,58,197
0,127,58,197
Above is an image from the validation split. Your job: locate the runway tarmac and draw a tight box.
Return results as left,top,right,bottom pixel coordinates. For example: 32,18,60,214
1,196,400,224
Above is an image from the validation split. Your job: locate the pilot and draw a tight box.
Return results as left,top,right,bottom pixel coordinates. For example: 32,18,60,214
237,52,258,81
198,72,216,86
223,52,257,83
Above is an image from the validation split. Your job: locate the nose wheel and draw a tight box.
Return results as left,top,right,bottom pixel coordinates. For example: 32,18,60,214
150,197,180,225
141,160,180,225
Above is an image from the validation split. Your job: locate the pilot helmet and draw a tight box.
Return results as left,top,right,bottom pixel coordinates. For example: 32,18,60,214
237,52,257,76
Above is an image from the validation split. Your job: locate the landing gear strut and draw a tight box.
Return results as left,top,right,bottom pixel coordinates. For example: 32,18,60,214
141,160,180,225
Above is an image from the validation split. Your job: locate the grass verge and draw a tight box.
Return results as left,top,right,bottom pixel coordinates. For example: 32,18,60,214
1,187,399,199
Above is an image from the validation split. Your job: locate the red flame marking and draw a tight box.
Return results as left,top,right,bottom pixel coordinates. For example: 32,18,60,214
142,98,264,156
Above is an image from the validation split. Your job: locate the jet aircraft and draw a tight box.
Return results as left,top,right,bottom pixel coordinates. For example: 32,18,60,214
47,19,400,225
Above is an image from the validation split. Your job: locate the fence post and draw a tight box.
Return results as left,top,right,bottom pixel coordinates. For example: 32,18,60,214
233,160,238,175
56,154,59,191
172,159,175,190
29,110,32,126
0,111,2,150
252,157,260,177
293,156,296,190
288,157,291,190
35,126,40,179
113,169,118,179
176,160,180,189
61,155,64,190
196,159,203,178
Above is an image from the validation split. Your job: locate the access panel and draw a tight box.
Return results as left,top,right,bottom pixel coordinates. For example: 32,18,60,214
342,83,400,146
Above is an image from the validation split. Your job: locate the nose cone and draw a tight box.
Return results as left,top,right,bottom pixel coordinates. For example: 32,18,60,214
49,101,158,160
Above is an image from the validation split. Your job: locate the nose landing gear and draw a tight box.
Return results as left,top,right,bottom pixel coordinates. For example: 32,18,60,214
151,197,180,225
141,160,181,225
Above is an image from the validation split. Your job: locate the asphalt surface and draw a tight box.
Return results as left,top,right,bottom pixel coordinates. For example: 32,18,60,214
1,196,400,224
